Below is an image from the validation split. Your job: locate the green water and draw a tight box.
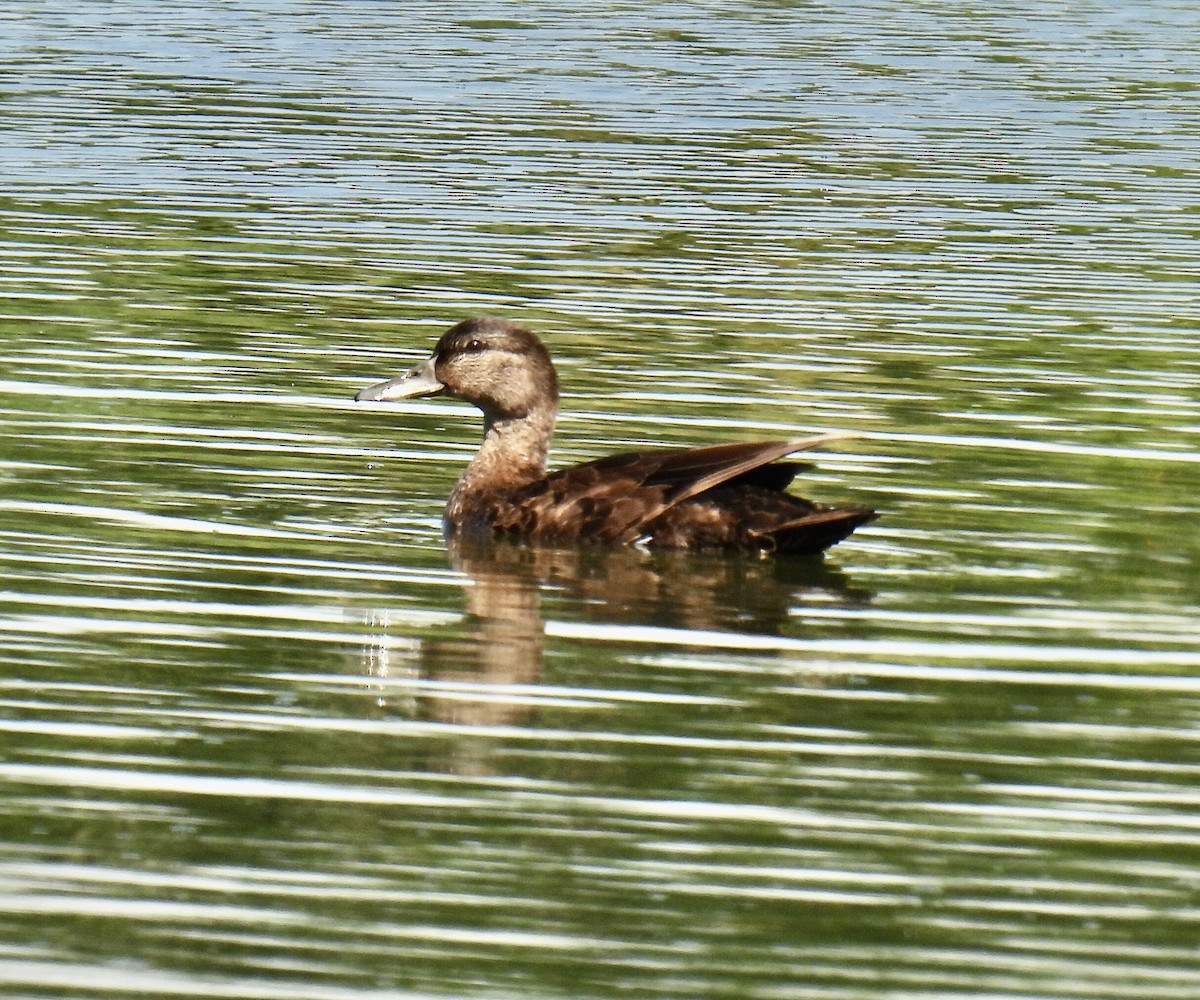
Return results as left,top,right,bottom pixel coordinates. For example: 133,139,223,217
1,2,1199,998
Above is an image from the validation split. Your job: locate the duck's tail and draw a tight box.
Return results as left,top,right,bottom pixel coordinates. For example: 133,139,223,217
760,506,878,555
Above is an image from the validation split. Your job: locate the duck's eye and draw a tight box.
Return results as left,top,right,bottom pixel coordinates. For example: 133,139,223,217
462,339,486,354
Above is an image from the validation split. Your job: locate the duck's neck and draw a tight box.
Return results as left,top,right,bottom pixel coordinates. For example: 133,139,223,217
446,402,557,528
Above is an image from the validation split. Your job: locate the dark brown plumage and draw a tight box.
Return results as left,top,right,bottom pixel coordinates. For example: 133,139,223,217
355,317,876,554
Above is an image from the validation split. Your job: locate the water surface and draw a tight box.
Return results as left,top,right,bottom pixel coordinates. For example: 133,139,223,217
2,2,1199,998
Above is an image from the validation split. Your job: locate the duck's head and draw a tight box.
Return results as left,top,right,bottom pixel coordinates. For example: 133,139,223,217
355,317,559,420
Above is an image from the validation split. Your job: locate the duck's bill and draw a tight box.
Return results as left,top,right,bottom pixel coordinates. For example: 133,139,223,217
354,356,444,402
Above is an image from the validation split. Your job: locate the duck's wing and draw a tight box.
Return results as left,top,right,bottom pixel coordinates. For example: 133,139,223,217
492,434,857,545
636,433,856,506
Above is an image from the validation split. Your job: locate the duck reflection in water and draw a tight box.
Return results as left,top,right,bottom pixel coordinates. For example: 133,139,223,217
354,318,876,765
405,535,871,753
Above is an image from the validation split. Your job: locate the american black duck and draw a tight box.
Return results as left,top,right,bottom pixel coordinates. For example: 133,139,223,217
355,317,876,554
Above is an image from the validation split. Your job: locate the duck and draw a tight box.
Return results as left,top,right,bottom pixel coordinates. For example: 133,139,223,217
354,317,876,554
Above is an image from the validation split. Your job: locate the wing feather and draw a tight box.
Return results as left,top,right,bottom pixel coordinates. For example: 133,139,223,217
495,433,859,544
643,433,857,504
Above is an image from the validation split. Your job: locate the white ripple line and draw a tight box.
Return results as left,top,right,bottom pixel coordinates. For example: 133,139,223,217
0,763,483,809
0,958,472,999
545,622,1200,675
0,500,310,539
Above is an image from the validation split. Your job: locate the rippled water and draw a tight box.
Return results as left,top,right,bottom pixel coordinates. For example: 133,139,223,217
2,2,1199,998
